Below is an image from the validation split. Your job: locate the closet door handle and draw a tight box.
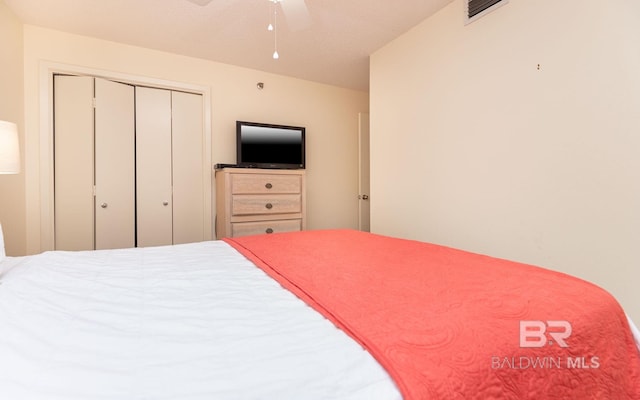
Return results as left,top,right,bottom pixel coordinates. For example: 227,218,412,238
100,203,108,209
163,201,169,206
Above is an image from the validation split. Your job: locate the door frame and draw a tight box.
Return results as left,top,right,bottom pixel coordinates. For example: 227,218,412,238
39,61,213,251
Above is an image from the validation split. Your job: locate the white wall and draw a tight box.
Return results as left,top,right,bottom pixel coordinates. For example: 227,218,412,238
0,2,25,256
22,26,368,254
370,0,640,322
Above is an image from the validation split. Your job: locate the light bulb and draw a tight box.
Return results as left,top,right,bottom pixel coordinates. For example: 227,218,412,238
267,23,273,31
273,50,279,59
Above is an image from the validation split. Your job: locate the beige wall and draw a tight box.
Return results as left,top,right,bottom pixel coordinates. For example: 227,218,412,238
370,0,640,322
0,2,25,256
22,26,368,254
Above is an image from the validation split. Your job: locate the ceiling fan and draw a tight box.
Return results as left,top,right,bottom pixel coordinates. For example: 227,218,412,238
184,0,311,32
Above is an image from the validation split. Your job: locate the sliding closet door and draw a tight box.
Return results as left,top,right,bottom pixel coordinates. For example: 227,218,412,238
136,86,173,247
172,91,204,244
94,78,135,250
54,75,95,251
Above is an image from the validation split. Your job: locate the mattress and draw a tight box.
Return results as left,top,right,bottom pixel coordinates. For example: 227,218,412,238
2,231,639,400
0,240,401,400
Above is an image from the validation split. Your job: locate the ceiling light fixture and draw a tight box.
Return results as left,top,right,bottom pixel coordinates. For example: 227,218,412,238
267,0,275,31
269,0,281,60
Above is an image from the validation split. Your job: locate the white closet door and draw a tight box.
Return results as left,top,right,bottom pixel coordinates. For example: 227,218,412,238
136,86,173,247
94,78,135,250
171,91,204,244
54,75,95,251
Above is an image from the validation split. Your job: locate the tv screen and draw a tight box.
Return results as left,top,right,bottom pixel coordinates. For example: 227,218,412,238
236,121,305,169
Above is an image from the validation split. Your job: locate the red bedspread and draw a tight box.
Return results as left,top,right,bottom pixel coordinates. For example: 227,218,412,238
224,230,640,399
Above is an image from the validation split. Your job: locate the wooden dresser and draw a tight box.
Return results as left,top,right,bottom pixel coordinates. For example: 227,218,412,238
215,168,306,238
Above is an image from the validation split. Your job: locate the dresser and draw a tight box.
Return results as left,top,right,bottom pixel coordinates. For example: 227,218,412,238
215,168,306,238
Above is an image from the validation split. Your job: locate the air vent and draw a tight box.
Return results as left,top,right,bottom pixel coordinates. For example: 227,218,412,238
466,0,507,23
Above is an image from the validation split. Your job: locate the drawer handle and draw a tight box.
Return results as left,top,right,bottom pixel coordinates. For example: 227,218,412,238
266,228,274,234
265,203,273,210
265,183,273,189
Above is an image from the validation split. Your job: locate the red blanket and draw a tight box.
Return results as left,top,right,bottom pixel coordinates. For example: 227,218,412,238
224,230,640,399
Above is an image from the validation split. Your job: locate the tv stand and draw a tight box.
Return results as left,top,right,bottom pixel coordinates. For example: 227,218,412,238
215,168,306,238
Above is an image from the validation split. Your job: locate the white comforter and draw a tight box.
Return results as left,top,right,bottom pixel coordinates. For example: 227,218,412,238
0,241,401,400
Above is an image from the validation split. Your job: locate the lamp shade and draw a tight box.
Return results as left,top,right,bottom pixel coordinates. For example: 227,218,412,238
0,120,20,174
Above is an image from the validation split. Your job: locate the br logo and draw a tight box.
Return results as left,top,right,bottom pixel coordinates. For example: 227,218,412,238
519,320,572,348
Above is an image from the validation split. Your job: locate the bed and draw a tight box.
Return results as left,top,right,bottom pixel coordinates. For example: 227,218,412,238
1,229,639,399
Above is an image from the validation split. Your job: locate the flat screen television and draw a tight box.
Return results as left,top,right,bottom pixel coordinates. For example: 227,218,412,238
236,121,306,169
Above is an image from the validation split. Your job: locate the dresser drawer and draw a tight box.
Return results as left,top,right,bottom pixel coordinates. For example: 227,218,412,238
231,219,302,237
231,174,301,194
231,194,301,215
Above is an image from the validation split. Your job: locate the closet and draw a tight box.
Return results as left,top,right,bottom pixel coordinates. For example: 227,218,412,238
54,75,205,251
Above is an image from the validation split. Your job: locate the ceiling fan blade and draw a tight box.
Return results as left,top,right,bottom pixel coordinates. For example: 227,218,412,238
280,0,311,32
185,0,214,6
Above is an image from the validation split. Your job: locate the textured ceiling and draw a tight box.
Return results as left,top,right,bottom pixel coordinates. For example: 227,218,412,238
4,0,453,91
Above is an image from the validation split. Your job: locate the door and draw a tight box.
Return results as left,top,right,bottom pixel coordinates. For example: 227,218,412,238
54,76,136,250
358,112,370,232
94,78,135,250
171,91,205,244
135,86,173,247
54,75,95,250
136,88,205,247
